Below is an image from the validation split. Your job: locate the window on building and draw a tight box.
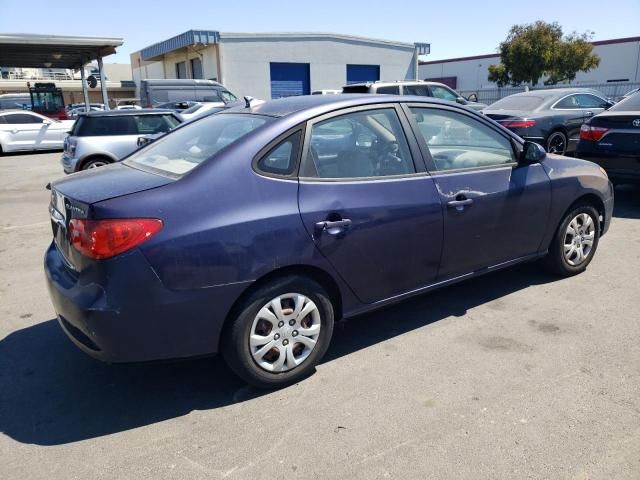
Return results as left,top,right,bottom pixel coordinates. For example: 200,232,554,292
175,61,187,79
190,58,203,79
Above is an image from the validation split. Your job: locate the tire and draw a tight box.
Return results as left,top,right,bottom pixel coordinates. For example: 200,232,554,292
221,275,335,388
546,130,568,155
81,157,110,170
543,204,600,276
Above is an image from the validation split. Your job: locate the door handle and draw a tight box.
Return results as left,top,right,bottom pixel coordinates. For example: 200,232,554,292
585,111,594,116
315,219,352,235
447,198,474,210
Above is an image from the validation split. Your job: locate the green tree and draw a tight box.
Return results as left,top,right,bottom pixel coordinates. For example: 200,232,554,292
488,21,600,87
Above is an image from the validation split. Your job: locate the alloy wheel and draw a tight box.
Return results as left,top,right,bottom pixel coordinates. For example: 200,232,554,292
547,132,566,155
563,213,595,266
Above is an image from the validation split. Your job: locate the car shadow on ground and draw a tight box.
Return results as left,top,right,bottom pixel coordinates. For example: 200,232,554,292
1,188,636,446
612,184,640,219
0,149,62,157
1,262,557,446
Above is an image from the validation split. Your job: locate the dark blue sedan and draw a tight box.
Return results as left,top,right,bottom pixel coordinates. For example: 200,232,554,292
45,95,614,387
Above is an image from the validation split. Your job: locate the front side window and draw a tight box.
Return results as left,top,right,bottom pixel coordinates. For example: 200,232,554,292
429,85,458,102
409,107,515,171
554,95,580,109
575,94,609,109
403,85,430,96
135,114,180,134
126,113,272,175
220,90,237,103
304,108,415,178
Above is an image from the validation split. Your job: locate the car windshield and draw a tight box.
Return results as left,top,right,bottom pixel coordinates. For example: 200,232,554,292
489,95,545,110
125,113,272,176
609,92,640,111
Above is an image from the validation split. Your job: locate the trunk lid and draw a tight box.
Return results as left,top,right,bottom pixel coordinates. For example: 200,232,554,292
483,110,530,122
49,163,173,270
590,112,640,154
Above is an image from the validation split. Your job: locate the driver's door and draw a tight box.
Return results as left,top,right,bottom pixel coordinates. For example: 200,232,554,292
297,105,444,304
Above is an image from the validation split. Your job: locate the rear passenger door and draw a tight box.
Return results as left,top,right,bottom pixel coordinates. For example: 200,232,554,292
404,104,551,279
297,104,443,303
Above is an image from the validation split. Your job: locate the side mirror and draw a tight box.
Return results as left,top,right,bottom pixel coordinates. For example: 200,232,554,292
520,141,546,164
605,101,614,110
137,136,155,148
467,93,478,103
43,120,52,125
455,97,467,105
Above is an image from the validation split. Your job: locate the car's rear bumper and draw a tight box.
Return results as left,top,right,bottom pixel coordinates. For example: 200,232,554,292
44,241,251,363
577,152,640,184
61,154,79,174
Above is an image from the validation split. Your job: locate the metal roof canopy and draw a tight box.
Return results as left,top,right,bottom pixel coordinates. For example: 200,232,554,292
0,33,123,69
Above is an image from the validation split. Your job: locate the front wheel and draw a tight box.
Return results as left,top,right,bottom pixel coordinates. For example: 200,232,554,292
222,275,335,388
543,204,600,276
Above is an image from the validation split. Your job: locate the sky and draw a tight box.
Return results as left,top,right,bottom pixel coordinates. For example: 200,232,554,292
0,0,638,64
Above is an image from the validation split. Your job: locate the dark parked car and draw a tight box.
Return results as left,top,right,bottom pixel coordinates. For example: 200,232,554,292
577,91,640,184
483,88,613,155
45,95,613,388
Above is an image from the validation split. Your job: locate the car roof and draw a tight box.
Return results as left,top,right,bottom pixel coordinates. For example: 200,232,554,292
79,109,177,117
344,80,448,88
504,88,604,98
227,94,469,118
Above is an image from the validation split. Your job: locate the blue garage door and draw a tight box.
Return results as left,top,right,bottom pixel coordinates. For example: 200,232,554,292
270,63,310,99
346,64,380,84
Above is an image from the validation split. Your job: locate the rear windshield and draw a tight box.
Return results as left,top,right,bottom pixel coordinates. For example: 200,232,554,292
125,113,272,176
73,114,180,136
609,92,640,111
489,95,545,110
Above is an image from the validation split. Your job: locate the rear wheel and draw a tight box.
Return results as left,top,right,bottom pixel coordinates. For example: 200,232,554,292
222,275,334,388
82,157,110,170
543,204,600,276
546,131,568,155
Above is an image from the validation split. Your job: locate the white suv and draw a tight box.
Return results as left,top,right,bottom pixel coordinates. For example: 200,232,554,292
342,80,487,111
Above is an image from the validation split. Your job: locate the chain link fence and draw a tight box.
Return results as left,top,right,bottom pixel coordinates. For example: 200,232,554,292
459,82,640,106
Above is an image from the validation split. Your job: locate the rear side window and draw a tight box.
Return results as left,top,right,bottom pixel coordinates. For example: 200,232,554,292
74,116,138,136
342,85,370,94
135,115,180,134
3,113,43,124
256,131,302,176
376,86,400,95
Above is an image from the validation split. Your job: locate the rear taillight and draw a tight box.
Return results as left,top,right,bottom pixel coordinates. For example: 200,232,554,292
69,218,163,260
580,124,609,142
499,119,536,128
65,138,76,156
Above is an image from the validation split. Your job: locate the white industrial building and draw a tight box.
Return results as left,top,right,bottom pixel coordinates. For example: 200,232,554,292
419,36,640,93
131,30,430,99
